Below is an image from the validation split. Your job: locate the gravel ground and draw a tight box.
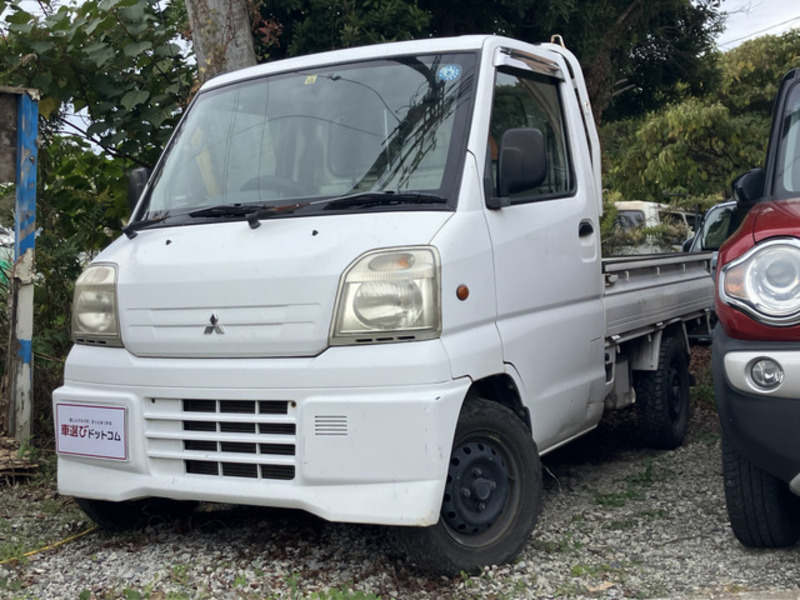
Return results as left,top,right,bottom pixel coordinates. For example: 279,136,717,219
2,348,800,600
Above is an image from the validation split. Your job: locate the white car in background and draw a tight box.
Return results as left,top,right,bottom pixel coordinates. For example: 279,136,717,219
614,200,698,253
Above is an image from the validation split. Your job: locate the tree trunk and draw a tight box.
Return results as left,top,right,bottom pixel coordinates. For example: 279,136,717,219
184,0,257,83
581,0,644,125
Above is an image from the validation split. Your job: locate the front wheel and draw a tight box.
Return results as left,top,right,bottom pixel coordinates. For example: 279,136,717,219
397,397,542,576
722,437,800,547
634,332,690,449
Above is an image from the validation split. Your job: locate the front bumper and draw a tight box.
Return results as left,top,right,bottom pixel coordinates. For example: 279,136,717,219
713,326,800,493
53,342,469,526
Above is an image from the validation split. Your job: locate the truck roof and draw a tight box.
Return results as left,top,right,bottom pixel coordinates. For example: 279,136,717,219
202,35,552,92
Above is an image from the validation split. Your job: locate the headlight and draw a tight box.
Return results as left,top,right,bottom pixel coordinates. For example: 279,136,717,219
720,238,800,326
72,263,123,347
331,247,441,345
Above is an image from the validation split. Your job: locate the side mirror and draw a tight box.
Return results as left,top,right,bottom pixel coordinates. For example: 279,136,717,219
682,236,695,252
492,128,547,204
128,167,151,213
731,168,764,207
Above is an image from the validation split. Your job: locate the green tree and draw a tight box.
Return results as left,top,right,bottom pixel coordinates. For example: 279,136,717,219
255,0,430,59
255,0,723,123
0,0,193,442
603,30,800,207
1,0,193,166
606,97,766,203
717,29,800,118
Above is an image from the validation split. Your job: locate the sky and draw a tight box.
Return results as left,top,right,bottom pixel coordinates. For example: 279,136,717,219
717,0,800,49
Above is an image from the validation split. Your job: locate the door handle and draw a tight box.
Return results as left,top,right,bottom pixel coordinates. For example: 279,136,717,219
579,220,595,237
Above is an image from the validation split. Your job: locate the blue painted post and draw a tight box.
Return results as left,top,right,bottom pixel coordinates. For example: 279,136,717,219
10,91,38,441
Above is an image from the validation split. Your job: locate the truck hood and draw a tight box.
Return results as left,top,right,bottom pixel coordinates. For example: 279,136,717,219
97,212,452,358
751,198,800,242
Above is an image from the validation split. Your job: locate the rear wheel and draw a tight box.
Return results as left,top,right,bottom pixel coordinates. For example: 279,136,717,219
76,497,198,532
398,397,542,576
634,333,690,449
722,436,800,547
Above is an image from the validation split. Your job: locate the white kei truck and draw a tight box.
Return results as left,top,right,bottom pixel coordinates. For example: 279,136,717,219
53,35,713,574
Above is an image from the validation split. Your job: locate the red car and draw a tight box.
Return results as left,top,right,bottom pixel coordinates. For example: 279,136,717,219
714,68,800,547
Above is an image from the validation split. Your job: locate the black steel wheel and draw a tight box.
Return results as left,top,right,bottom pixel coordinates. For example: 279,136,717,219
397,396,542,576
76,497,198,532
634,333,691,449
722,436,800,547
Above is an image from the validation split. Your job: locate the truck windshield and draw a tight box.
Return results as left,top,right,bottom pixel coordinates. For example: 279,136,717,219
140,53,477,223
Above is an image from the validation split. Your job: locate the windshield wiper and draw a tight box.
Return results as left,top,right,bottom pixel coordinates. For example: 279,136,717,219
188,204,258,218
189,202,308,229
123,215,170,239
320,191,448,210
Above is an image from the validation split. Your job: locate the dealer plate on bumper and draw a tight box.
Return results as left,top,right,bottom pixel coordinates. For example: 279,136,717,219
55,403,127,461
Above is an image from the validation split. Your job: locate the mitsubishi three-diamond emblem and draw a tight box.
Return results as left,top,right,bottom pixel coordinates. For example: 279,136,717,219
204,312,225,335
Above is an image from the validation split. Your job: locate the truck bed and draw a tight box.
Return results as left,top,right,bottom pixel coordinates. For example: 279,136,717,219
603,252,714,341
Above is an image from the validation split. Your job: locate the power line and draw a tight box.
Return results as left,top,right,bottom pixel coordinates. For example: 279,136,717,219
719,14,800,47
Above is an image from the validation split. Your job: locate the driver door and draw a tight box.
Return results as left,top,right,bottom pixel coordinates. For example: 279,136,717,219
483,58,605,452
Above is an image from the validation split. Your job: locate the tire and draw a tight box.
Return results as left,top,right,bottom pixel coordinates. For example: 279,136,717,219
76,497,198,532
722,436,800,547
397,397,542,576
634,333,690,449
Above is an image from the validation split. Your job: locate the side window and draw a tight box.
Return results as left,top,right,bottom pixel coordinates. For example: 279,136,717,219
614,210,645,230
699,205,735,251
489,69,573,201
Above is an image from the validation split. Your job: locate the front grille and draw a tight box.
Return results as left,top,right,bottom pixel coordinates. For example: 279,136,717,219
144,398,296,481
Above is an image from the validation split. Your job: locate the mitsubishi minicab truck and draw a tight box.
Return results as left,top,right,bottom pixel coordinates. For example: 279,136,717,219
54,35,713,574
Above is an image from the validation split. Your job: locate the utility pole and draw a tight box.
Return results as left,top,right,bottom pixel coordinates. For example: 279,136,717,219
0,87,39,441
